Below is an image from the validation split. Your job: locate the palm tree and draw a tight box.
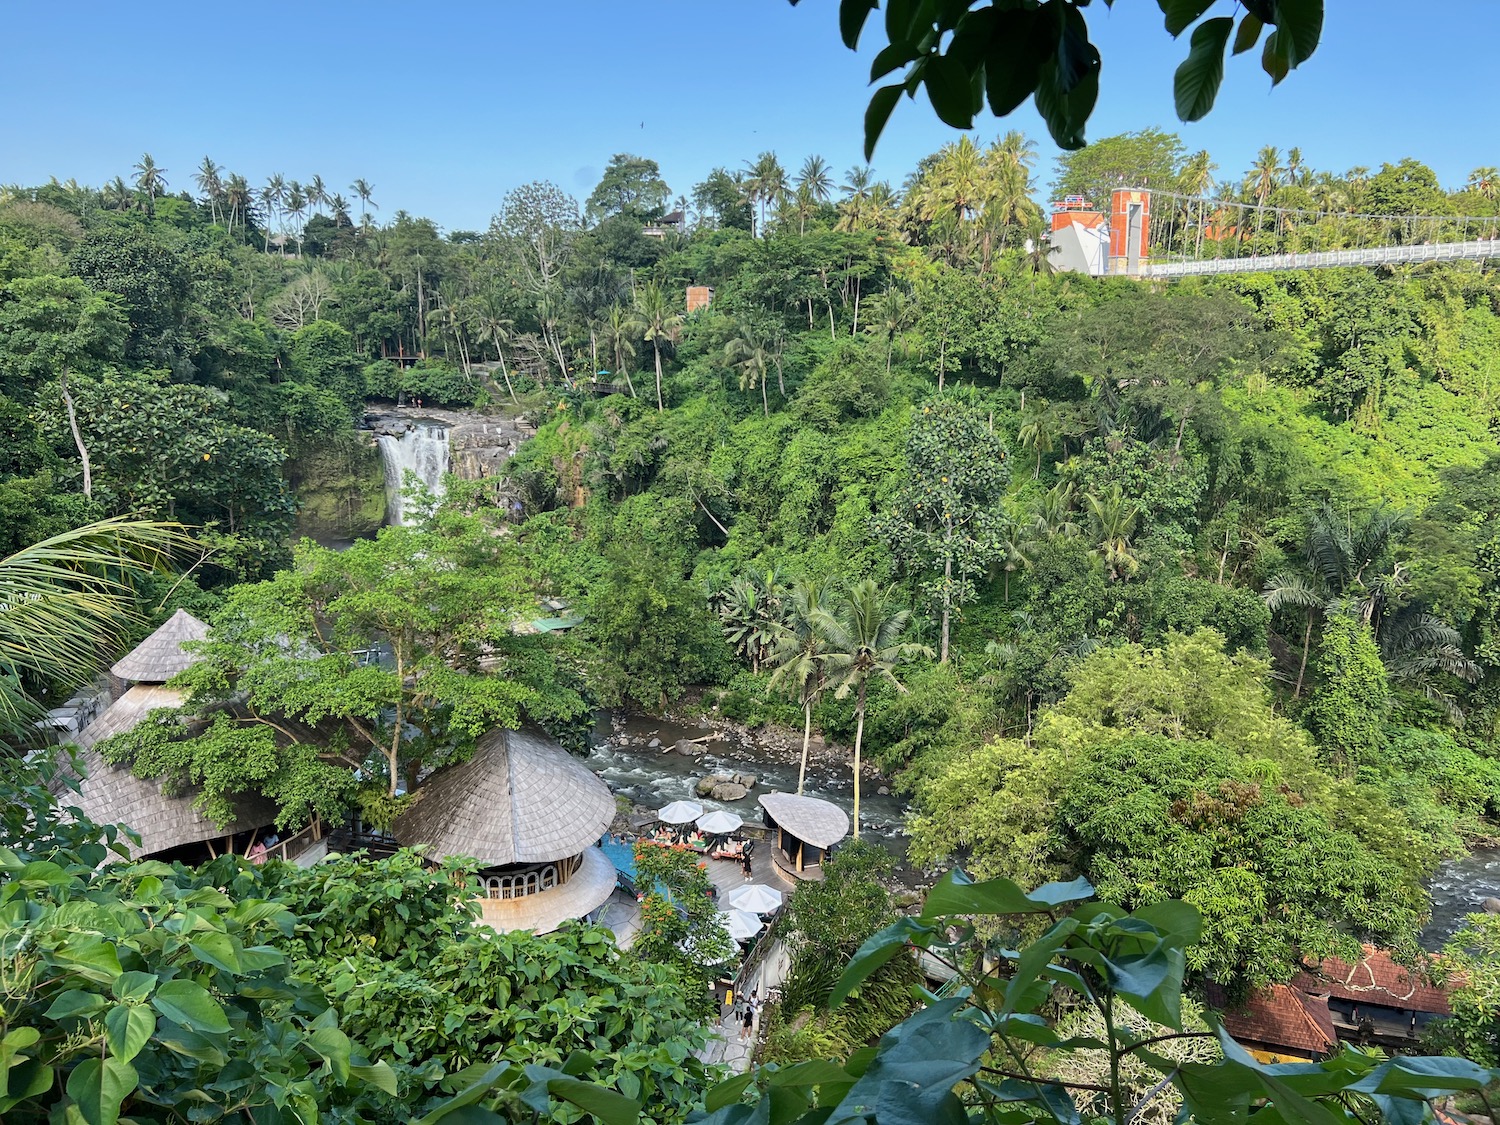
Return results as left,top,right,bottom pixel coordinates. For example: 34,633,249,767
865,286,916,373
815,580,931,839
602,304,638,399
194,157,223,224
261,175,286,253
717,569,785,673
329,193,352,227
285,184,308,256
1468,167,1500,204
0,518,185,739
1017,407,1057,478
768,578,835,795
631,281,682,411
1085,486,1141,580
472,292,519,402
796,155,834,204
725,323,772,415
104,176,134,212
132,154,166,214
743,152,787,236
306,174,328,216
223,174,252,236
350,178,377,227
1033,481,1082,541
1263,502,1406,697
836,165,874,231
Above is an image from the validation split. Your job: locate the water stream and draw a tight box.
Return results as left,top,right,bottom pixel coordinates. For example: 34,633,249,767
376,422,450,525
587,714,910,855
1423,845,1500,949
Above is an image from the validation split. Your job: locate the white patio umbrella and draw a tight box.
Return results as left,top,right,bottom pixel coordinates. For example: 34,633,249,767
696,809,743,836
719,908,764,943
723,883,783,915
657,800,704,825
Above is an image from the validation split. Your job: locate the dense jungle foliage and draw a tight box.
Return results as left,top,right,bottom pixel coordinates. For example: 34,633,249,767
6,132,1500,1091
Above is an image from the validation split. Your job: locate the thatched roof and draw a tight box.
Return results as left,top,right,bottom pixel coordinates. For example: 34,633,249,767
758,792,850,849
475,846,617,934
111,609,209,683
391,726,614,867
60,685,277,860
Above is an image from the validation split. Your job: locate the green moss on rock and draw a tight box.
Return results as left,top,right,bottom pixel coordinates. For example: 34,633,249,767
286,436,387,540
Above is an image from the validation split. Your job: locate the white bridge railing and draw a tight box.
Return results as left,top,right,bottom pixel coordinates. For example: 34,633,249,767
1138,240,1500,278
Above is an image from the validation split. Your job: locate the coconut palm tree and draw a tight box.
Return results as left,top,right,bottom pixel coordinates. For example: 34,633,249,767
350,178,378,227
1033,481,1082,541
1085,486,1141,580
104,177,134,212
223,174,252,236
132,154,166,214
836,165,875,231
1017,407,1058,479
815,580,931,839
602,304,638,399
194,157,223,224
0,518,185,739
631,281,682,411
472,291,519,402
261,175,286,253
743,152,787,237
796,155,834,204
285,184,308,256
1468,167,1500,204
865,286,917,373
306,174,328,216
725,323,772,415
768,577,835,795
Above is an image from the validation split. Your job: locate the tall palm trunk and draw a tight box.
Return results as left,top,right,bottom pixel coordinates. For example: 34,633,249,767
852,681,867,840
797,699,812,796
1294,614,1313,698
59,369,92,499
498,352,518,403
653,340,664,411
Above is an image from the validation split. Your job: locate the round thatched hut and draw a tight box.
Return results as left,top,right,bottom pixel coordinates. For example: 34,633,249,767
63,611,279,863
390,725,617,934
758,792,850,881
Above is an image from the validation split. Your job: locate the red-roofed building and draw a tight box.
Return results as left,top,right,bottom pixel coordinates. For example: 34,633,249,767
1293,945,1452,1046
1208,984,1338,1062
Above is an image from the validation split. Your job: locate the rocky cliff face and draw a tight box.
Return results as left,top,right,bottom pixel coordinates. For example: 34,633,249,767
286,437,388,542
449,415,533,480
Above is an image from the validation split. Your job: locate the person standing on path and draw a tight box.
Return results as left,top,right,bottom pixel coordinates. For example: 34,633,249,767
739,993,755,1041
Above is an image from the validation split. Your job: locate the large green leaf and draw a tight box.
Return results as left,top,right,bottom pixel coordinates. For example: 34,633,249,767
839,0,878,49
103,1004,155,1063
44,989,108,1021
189,931,241,974
830,916,935,1007
921,869,1090,920
350,1062,399,1096
923,53,977,130
547,1077,641,1125
1271,0,1322,65
151,979,230,1035
705,1071,756,1112
1160,0,1217,36
863,83,906,161
65,1056,138,1125
1174,16,1233,121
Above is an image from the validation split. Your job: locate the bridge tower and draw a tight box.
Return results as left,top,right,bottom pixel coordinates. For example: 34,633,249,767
1109,189,1150,276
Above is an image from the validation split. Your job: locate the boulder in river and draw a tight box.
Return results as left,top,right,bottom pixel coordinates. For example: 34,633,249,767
731,772,757,789
710,782,749,802
647,738,661,748
673,739,705,757
1483,896,1500,914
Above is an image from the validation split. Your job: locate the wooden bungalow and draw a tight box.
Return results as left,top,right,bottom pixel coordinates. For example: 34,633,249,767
390,725,617,934
108,608,209,700
63,688,278,861
1293,945,1452,1046
757,792,850,882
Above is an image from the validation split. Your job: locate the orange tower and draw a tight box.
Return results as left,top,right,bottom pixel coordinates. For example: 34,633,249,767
1109,189,1150,275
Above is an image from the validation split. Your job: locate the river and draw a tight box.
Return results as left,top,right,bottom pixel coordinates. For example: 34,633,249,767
1423,845,1500,950
586,713,911,853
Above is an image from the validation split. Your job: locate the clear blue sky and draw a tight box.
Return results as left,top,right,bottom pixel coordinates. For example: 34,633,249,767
3,1,1497,232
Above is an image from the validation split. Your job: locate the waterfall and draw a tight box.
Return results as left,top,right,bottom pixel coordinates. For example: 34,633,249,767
376,423,450,525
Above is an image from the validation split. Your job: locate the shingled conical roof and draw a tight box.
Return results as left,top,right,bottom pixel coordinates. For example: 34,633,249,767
59,685,277,860
111,609,210,684
391,726,614,868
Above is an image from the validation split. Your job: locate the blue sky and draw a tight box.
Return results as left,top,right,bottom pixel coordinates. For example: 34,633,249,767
2,1,1497,232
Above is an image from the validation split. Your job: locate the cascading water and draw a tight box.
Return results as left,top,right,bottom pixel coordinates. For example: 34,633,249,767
376,423,450,525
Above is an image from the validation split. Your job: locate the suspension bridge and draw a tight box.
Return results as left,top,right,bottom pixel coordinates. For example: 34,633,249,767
1048,188,1500,279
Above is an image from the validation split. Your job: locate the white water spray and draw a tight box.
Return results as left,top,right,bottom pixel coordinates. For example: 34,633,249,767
376,423,450,525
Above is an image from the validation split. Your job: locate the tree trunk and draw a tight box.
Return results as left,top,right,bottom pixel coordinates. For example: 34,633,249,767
774,353,786,398
938,335,946,392
653,341,665,411
761,369,768,416
852,682,867,840
1294,614,1313,698
498,352,518,403
797,699,812,796
59,369,92,499
940,547,953,664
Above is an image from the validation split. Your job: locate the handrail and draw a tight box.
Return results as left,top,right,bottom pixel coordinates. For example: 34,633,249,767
262,818,323,864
